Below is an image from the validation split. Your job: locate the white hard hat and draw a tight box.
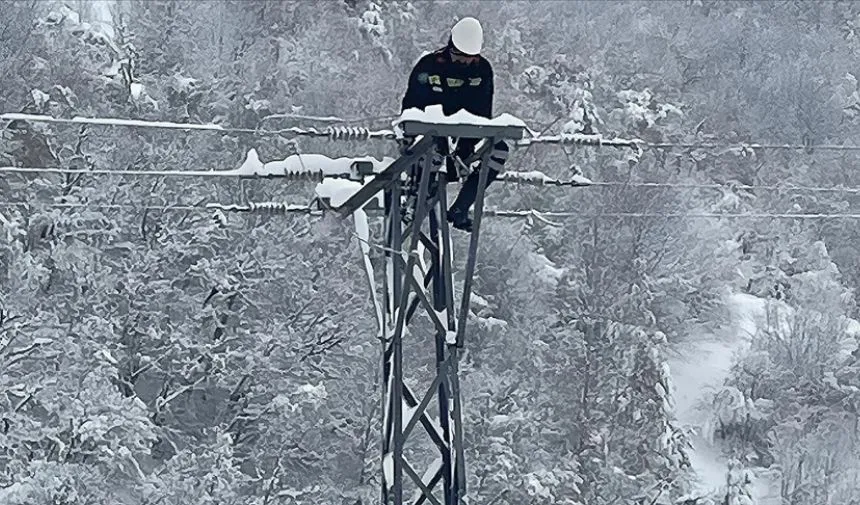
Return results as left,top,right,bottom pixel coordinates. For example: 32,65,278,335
450,17,483,55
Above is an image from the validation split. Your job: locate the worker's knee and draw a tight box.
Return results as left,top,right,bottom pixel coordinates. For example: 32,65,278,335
486,140,510,173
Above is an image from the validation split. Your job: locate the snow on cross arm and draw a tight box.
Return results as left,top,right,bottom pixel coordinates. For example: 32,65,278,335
315,179,383,209
394,104,528,129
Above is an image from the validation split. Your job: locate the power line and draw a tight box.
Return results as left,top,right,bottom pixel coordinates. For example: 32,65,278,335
260,112,400,124
0,113,397,140
518,135,860,152
7,112,860,153
9,165,860,197
6,200,860,221
645,141,860,152
0,199,403,254
580,180,860,194
500,177,860,195
485,209,860,220
0,201,206,212
0,166,328,181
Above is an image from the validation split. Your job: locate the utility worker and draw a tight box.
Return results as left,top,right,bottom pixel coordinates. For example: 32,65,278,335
400,17,510,232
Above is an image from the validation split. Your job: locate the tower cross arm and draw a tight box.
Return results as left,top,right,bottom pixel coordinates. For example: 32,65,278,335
336,134,437,216
395,105,528,141
397,121,525,141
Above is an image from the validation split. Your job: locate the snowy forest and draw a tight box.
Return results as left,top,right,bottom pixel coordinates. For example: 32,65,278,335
3,1,860,504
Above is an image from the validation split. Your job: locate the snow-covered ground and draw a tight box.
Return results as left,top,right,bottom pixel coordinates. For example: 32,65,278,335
668,292,781,504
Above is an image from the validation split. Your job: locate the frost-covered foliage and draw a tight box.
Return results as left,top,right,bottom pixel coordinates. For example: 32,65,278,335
717,236,860,503
721,459,757,505
3,1,860,504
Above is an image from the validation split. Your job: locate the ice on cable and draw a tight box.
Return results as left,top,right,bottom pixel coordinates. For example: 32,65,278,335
502,170,555,185
231,149,393,178
500,170,593,186
237,149,265,175
571,173,593,185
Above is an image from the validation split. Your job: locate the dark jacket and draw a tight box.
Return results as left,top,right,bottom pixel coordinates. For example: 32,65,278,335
401,46,494,119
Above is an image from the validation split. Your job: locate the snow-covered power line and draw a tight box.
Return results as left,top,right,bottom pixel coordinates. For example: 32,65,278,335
646,141,860,152
205,201,324,214
485,209,860,220
260,112,400,124
576,180,860,194
0,165,329,181
516,134,860,152
9,165,860,197
9,199,860,221
0,201,206,212
0,113,398,141
499,172,860,194
12,163,860,203
7,111,860,152
2,113,228,131
0,200,326,214
515,132,642,149
0,150,395,180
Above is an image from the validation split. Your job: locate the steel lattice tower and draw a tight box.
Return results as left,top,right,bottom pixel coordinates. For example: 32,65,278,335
339,121,524,505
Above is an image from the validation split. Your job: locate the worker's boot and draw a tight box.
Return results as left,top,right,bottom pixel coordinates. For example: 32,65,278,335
447,207,473,232
447,167,499,232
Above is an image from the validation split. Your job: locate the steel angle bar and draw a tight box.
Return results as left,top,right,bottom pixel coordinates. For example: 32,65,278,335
419,231,440,259
401,365,447,441
388,151,435,505
448,347,466,500
455,137,494,347
402,268,448,336
401,384,448,450
339,134,435,216
403,458,444,505
413,469,444,505
405,268,434,327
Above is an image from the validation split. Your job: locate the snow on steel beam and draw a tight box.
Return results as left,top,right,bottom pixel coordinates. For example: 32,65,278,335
395,105,527,140
315,178,384,211
392,106,643,150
